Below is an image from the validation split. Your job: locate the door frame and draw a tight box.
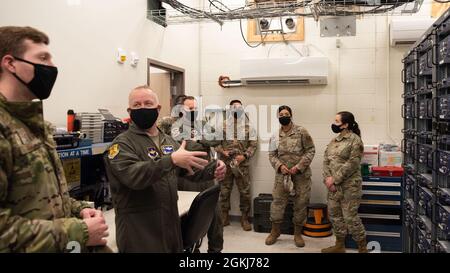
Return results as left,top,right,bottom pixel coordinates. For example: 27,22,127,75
147,58,185,107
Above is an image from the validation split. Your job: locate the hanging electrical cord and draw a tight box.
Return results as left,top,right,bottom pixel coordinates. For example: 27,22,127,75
267,41,305,58
237,3,270,48
161,0,418,24
278,28,304,58
162,0,224,25
208,0,226,12
240,17,267,48
208,0,246,12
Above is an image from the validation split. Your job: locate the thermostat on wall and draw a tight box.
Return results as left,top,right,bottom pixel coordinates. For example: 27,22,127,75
117,48,127,64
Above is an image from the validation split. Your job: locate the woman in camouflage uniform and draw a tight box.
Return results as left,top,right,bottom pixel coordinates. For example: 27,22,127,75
321,111,368,253
266,106,315,247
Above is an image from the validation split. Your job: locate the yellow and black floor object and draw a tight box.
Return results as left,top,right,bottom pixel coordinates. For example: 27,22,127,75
302,204,332,238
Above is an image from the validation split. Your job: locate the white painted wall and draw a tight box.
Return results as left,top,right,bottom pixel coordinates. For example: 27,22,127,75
0,0,201,127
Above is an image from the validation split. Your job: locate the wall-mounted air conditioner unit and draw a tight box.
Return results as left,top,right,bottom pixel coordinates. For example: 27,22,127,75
240,57,328,86
390,19,436,46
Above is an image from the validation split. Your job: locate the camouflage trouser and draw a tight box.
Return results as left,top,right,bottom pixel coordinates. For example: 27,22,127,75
327,180,366,242
220,165,251,214
182,179,224,252
270,173,311,226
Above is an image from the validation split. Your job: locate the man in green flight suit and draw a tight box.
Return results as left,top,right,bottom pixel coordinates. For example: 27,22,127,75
0,26,108,253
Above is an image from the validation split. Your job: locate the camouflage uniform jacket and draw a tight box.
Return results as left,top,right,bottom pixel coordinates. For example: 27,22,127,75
269,123,315,177
215,118,257,167
0,94,91,253
323,129,364,185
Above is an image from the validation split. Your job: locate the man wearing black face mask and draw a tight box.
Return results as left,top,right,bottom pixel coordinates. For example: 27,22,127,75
158,96,220,153
0,26,109,252
104,87,227,253
157,95,224,253
322,111,367,253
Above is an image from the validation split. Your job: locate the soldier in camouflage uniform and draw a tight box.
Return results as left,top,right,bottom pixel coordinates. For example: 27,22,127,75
216,100,257,231
157,96,224,253
0,26,109,252
266,105,315,247
321,111,367,253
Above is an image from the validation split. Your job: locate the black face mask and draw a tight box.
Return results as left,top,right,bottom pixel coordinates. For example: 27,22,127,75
331,123,344,134
12,56,58,100
186,110,198,122
279,116,291,126
130,108,159,130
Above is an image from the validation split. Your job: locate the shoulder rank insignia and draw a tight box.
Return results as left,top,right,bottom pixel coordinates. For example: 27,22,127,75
147,147,159,159
161,145,174,155
108,144,120,159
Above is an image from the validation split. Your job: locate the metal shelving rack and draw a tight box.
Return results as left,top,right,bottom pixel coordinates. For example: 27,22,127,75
402,8,450,253
148,0,424,26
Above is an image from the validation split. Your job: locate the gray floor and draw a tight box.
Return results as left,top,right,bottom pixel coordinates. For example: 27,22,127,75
199,220,358,253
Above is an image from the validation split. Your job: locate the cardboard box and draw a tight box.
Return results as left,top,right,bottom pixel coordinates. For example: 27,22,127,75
362,145,379,166
379,151,403,167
